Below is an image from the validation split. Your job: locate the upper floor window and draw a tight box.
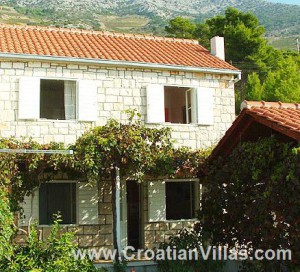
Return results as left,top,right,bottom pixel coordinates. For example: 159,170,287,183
164,86,194,124
18,77,98,121
40,79,76,120
146,84,214,125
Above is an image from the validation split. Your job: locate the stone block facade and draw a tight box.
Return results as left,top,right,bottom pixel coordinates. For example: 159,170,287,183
0,60,235,149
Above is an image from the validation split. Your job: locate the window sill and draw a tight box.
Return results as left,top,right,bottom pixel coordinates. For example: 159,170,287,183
38,119,77,122
38,224,79,227
164,218,198,222
147,122,200,126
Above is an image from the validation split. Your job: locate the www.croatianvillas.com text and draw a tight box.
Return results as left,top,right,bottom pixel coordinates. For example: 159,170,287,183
73,246,292,262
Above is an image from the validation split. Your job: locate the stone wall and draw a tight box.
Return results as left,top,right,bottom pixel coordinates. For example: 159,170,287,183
0,60,236,149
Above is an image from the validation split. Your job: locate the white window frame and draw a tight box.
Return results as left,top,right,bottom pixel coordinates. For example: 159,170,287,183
148,179,200,222
146,83,214,125
18,77,98,122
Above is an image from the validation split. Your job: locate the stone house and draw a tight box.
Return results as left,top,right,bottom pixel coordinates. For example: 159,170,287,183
0,24,241,251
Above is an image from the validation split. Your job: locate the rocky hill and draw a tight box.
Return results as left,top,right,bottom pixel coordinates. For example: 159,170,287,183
0,0,299,39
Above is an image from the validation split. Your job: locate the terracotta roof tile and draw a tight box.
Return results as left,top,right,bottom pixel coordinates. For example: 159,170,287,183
241,101,300,135
0,24,238,71
210,101,300,160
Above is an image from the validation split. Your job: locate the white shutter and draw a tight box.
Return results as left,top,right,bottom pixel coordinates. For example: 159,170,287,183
196,87,214,125
148,181,166,222
190,88,198,123
146,84,165,123
19,189,39,226
18,77,40,119
78,182,98,225
77,80,98,121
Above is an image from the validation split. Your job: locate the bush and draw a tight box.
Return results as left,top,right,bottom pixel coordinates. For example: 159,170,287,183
201,137,300,270
156,228,224,272
0,187,14,261
0,216,102,272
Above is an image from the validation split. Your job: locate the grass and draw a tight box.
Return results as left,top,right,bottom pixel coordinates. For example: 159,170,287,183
0,5,39,25
96,15,149,32
267,35,299,51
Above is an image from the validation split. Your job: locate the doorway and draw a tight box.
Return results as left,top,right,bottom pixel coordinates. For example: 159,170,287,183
126,180,141,250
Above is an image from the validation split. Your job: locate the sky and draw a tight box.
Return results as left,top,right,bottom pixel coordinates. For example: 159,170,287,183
268,0,300,4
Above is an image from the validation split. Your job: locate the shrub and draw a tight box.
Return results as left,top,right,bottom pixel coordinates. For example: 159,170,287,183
0,216,102,272
0,187,14,261
156,228,224,272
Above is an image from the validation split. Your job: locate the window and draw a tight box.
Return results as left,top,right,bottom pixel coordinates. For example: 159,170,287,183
40,80,76,120
39,182,77,225
146,84,214,125
166,181,195,220
18,77,98,121
40,79,76,120
148,180,199,222
164,86,194,124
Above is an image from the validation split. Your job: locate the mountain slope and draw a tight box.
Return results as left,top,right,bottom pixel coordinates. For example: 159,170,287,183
0,0,299,37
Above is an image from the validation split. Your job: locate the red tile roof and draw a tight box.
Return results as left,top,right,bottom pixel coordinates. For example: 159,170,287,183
0,24,238,71
241,101,300,134
210,101,300,159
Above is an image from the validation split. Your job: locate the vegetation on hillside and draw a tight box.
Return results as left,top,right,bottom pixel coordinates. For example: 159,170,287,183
1,0,299,39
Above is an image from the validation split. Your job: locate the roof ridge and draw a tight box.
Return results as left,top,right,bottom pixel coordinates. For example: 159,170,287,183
0,23,200,44
241,100,300,110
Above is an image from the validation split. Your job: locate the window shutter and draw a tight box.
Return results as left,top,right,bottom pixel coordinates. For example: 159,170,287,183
146,84,165,123
19,189,39,226
77,80,98,121
78,182,98,225
148,181,166,222
196,87,214,125
19,77,40,119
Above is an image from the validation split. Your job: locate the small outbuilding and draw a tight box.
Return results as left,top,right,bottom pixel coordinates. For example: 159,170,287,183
210,101,300,160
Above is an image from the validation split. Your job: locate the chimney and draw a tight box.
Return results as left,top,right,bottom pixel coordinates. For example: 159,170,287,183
210,36,225,61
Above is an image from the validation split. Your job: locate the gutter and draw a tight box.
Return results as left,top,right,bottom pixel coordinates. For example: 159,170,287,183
0,53,241,79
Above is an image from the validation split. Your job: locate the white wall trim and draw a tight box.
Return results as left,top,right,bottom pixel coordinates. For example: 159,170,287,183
0,53,241,76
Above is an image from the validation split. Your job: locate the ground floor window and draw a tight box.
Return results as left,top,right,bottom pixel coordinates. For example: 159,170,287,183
39,182,77,224
166,181,195,220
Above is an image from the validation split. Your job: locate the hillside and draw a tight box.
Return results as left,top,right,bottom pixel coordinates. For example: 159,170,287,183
0,0,299,46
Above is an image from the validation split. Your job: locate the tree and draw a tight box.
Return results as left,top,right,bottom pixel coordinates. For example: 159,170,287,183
245,53,300,102
165,17,196,39
165,8,300,108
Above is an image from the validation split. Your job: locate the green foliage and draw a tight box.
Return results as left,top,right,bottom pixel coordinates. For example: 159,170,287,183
166,8,267,65
0,187,14,261
201,137,300,269
0,216,101,271
0,138,75,212
73,112,207,182
166,8,300,107
245,53,300,102
157,229,224,272
0,114,209,269
165,17,196,39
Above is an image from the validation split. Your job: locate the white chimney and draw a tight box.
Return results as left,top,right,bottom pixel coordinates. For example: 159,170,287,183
210,36,225,61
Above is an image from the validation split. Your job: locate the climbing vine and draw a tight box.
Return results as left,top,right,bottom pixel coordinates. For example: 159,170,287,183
0,111,209,212
200,137,300,268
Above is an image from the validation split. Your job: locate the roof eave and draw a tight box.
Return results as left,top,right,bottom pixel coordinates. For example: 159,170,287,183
0,53,241,76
